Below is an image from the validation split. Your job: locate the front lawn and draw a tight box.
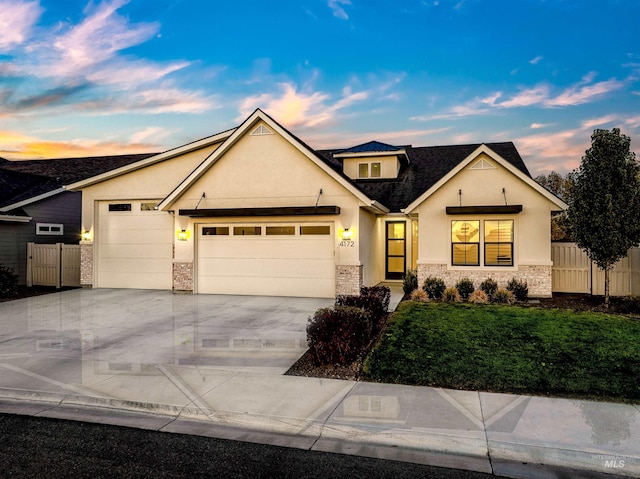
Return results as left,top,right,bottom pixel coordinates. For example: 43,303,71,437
363,302,640,402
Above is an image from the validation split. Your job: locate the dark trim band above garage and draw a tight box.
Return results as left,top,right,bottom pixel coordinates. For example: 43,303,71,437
179,206,341,217
446,205,523,215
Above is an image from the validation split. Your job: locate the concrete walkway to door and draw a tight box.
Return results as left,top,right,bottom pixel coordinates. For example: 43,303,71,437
0,288,638,478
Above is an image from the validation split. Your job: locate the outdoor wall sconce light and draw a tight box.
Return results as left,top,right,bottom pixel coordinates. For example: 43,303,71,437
81,231,91,242
341,228,353,241
177,229,190,241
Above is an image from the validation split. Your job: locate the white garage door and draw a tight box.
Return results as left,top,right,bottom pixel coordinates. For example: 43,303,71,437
97,201,173,289
197,223,335,298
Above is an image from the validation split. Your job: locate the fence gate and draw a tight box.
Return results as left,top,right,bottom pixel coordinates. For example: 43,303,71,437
27,243,81,288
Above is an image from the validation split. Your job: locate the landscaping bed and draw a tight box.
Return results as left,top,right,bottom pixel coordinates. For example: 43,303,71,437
286,294,640,402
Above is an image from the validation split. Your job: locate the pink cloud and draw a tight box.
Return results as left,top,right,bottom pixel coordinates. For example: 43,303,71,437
0,0,41,51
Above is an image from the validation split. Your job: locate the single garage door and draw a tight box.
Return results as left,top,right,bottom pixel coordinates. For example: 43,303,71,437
97,201,173,289
197,223,335,298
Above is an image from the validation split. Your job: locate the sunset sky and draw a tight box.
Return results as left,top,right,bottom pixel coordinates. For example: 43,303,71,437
1,0,639,176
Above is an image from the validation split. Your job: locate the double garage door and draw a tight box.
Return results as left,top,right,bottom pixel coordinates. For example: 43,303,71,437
197,223,335,298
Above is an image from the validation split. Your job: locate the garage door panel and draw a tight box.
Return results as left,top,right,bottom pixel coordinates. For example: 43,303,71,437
200,240,334,260
199,258,335,279
100,228,173,245
100,244,173,259
200,276,334,298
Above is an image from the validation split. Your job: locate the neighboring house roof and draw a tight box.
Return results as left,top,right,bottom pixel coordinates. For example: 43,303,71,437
0,153,156,212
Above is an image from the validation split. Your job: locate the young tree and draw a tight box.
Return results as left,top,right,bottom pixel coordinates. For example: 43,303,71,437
568,128,640,306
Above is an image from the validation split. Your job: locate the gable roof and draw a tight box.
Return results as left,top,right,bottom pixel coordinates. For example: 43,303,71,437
400,144,567,213
66,129,236,191
157,109,389,213
316,141,537,212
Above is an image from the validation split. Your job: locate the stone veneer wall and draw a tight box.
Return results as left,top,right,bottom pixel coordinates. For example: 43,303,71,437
336,264,363,296
80,242,93,287
173,262,194,293
417,263,553,298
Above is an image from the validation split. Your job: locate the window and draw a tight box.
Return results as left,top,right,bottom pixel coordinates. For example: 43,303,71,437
451,221,479,266
108,203,131,212
36,223,64,236
358,162,382,178
300,225,331,235
202,226,229,236
484,220,513,266
266,226,295,235
141,202,158,211
233,226,262,236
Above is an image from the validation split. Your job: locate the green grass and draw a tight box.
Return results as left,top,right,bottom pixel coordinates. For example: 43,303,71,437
363,302,640,402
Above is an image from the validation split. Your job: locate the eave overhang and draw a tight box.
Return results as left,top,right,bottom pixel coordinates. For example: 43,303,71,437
446,205,523,215
179,206,341,217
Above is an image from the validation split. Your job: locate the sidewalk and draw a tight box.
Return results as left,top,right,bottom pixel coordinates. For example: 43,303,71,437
0,288,638,478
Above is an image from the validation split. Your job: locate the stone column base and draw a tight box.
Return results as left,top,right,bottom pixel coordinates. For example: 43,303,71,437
173,262,194,293
80,242,93,288
336,264,363,297
416,263,552,298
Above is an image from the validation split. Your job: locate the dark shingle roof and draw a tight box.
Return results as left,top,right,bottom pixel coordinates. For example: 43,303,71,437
0,153,156,210
317,142,529,212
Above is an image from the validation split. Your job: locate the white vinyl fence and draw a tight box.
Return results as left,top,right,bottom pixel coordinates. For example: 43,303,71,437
552,242,640,296
27,243,81,288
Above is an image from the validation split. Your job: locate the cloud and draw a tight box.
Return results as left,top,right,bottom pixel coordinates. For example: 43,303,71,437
530,123,552,129
545,78,625,107
328,0,351,19
238,82,369,129
581,114,618,130
529,55,543,65
45,0,159,78
0,0,42,51
129,126,175,144
0,129,158,160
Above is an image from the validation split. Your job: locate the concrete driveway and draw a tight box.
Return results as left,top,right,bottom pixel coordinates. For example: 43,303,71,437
0,289,333,396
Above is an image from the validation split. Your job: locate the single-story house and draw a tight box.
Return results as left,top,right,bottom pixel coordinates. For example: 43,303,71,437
0,155,154,284
67,109,567,298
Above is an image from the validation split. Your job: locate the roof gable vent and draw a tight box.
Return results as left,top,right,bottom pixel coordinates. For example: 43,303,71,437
250,124,273,136
470,158,495,170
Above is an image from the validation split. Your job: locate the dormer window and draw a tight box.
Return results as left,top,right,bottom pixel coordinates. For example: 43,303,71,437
358,162,381,179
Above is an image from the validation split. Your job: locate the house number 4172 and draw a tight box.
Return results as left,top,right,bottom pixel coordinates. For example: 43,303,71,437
339,240,355,247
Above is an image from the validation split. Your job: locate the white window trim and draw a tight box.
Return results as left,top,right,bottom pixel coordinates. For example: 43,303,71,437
358,162,382,179
36,223,64,236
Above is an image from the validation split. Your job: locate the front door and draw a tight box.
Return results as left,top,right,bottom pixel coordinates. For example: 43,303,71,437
386,221,406,280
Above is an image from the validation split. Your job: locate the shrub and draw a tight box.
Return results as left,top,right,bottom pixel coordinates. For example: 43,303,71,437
410,289,428,302
0,264,18,299
493,288,515,304
443,287,461,303
307,306,372,366
360,285,391,317
335,285,390,328
455,277,474,301
402,269,418,295
506,277,529,302
480,278,498,301
423,276,446,300
468,290,489,304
